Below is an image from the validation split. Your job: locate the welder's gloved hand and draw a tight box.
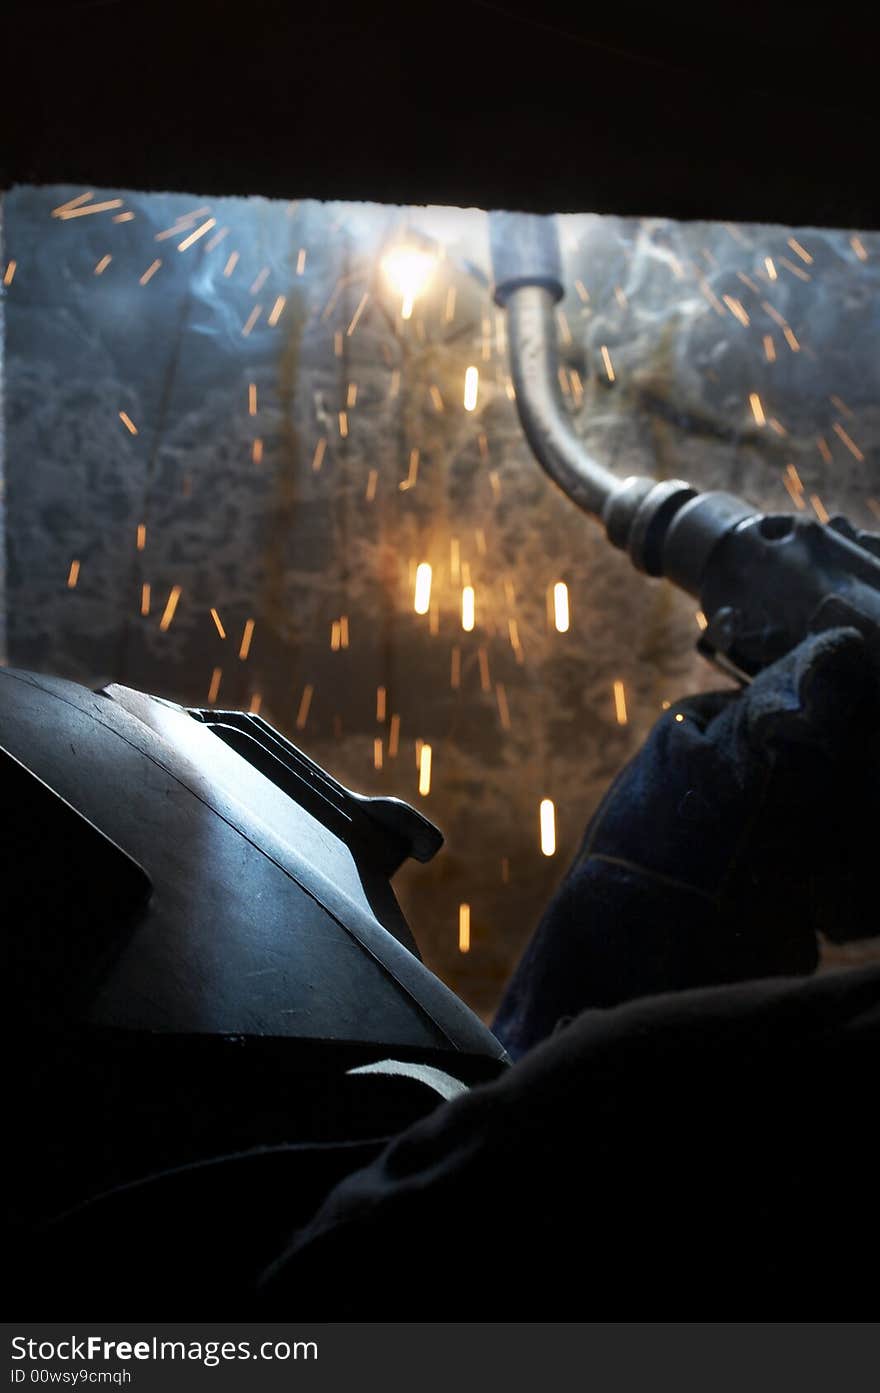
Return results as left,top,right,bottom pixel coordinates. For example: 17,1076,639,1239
494,626,880,1058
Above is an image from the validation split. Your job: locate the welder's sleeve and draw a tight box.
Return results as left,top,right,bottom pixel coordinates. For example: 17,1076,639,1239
493,626,878,1056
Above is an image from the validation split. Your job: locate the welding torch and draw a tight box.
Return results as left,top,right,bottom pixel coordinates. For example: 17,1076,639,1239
489,212,880,686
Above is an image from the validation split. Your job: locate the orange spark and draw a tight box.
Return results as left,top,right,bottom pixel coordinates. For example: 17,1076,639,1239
159,585,182,631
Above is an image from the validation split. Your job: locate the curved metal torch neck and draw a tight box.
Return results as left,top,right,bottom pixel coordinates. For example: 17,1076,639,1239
506,285,622,518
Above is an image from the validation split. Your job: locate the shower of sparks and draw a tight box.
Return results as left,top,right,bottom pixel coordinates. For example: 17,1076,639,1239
787,237,814,265
418,743,432,796
388,714,400,757
208,667,222,704
58,199,124,220
722,295,749,326
783,327,800,353
699,279,726,316
205,227,229,252
119,411,138,435
373,738,383,770
112,213,133,224
736,272,759,293
248,693,262,715
340,615,349,648
508,618,524,664
365,468,378,501
1,259,16,286
242,304,262,337
93,254,112,276
461,586,475,632
295,684,314,730
749,393,765,427
252,440,263,466
600,345,615,382
399,448,419,491
250,267,269,295
763,335,776,362
331,621,340,652
575,279,590,302
238,618,255,660
297,248,307,274
833,422,865,461
768,418,787,437
764,257,777,280
66,560,80,588
817,436,832,463
458,903,471,954
783,463,806,510
557,309,573,343
695,610,708,630
136,523,146,550
159,585,182,631
780,256,810,282
539,799,556,857
346,383,358,408
553,582,570,633
338,411,349,438
430,384,445,412
52,191,94,217
178,218,217,251
613,679,628,725
450,537,461,582
376,686,387,722
414,563,432,615
223,251,240,277
464,366,479,412
489,470,502,499
810,494,830,523
154,207,211,240
450,646,461,689
312,438,327,472
496,682,511,730
248,383,258,415
139,259,162,285
569,370,584,407
558,365,571,399
830,394,852,418
210,608,226,639
477,647,491,693
268,295,286,326
140,583,151,616
347,293,369,336
851,236,868,261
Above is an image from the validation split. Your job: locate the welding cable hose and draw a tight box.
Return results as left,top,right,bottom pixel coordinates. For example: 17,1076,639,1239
493,625,880,1058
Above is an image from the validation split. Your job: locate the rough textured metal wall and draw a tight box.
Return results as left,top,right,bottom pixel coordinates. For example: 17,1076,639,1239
3,188,879,1019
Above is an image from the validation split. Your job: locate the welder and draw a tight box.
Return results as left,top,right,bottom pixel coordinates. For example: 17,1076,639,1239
21,622,880,1318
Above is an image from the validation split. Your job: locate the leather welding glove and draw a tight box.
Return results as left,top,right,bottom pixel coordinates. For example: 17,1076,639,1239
493,625,880,1057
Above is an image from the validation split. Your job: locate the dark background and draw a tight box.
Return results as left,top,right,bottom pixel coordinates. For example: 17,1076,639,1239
1,1,875,229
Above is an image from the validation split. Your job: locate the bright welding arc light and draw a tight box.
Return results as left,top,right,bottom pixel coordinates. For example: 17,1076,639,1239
382,245,436,321
414,562,432,615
